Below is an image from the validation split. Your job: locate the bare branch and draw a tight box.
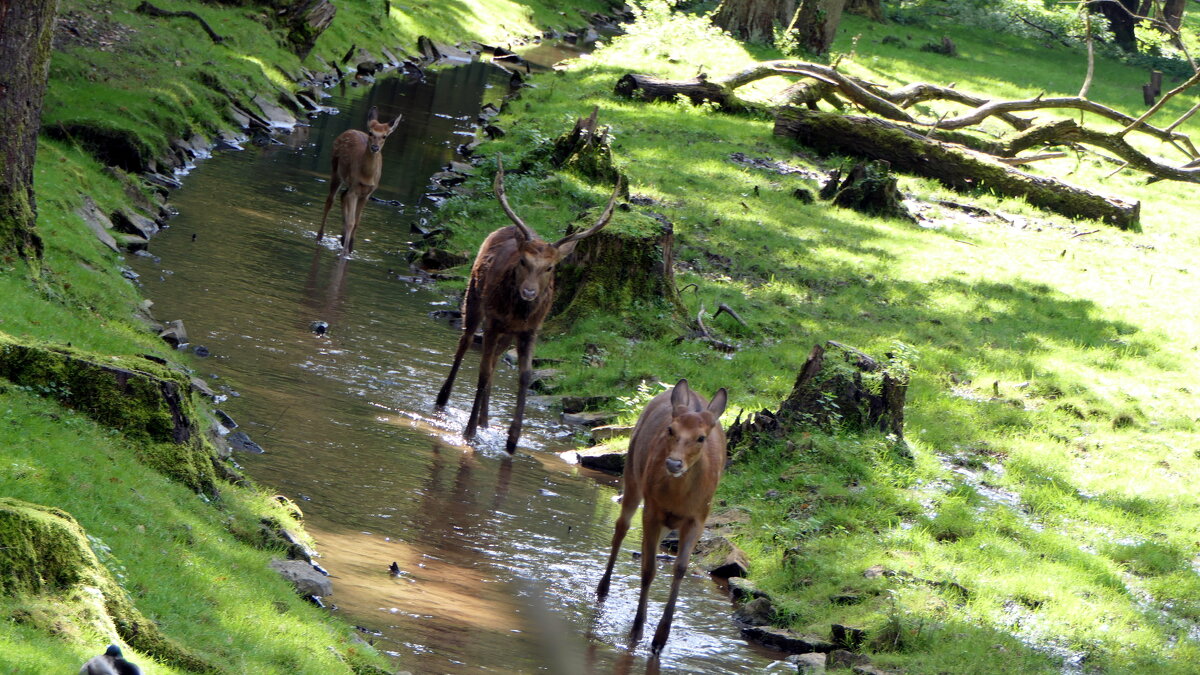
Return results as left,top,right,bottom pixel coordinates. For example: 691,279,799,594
1117,69,1200,140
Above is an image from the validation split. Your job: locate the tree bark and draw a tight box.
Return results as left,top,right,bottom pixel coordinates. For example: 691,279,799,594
774,107,1141,229
1162,0,1186,30
845,0,883,21
614,73,732,107
1096,0,1141,53
712,0,795,44
791,0,847,55
0,0,59,260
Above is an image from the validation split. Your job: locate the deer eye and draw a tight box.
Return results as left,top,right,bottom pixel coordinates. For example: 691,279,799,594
697,435,706,443
667,427,675,437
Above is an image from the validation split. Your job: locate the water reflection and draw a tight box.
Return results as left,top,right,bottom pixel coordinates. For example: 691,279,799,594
128,57,782,673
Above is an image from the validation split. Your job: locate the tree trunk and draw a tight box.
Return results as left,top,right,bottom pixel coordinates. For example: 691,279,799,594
791,0,847,55
614,73,733,108
712,0,795,44
1162,0,1186,30
1096,0,1140,53
845,0,883,22
0,0,59,261
774,107,1141,229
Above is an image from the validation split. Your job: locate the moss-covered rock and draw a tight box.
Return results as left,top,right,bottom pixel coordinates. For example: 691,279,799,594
0,335,219,494
0,498,215,672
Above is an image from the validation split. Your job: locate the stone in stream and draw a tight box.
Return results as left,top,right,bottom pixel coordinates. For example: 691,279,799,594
159,319,188,348
559,445,626,474
269,559,332,597
227,431,265,454
661,532,749,577
732,596,775,626
309,320,329,335
561,411,616,427
789,652,827,674
740,626,833,654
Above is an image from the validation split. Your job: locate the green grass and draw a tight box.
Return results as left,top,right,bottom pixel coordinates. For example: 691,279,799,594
431,4,1200,671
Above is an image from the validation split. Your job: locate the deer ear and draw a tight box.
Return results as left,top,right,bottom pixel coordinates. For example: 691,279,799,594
707,388,728,418
366,106,379,124
670,379,691,414
389,113,402,132
555,238,578,258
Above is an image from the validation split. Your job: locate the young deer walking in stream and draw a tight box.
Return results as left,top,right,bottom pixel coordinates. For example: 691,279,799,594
597,379,729,654
317,106,401,254
435,155,622,453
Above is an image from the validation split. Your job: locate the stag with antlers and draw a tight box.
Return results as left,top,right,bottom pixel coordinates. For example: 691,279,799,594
317,106,401,254
435,156,622,453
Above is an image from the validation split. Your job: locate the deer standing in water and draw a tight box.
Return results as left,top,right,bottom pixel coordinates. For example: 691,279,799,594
597,378,729,654
435,156,622,453
317,106,401,254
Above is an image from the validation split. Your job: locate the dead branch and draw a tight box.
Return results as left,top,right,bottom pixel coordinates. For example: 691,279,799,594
136,2,224,43
1118,69,1200,139
997,152,1069,165
713,303,748,327
673,303,737,353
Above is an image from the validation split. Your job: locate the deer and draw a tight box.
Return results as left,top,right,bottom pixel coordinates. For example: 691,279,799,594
596,378,729,654
435,155,622,453
317,105,401,254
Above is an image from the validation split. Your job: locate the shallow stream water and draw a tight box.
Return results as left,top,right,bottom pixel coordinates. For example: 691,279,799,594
128,51,782,674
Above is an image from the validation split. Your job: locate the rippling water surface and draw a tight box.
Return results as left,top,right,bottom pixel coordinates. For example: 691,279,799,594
128,54,782,673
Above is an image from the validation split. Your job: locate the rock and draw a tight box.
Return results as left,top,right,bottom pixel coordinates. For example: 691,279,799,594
159,319,188,348
852,666,894,675
728,576,769,603
418,248,469,271
561,394,618,413
740,626,833,654
829,650,871,669
144,171,182,190
112,208,159,239
192,345,210,357
590,424,633,444
251,93,297,128
355,60,381,77
732,596,774,626
214,409,237,430
529,368,561,393
273,494,304,521
190,377,217,399
832,624,866,650
791,652,827,674
792,187,815,204
113,232,150,252
227,431,265,454
695,535,750,577
570,445,626,473
310,320,329,335
270,559,332,597
562,411,616,427
76,197,120,252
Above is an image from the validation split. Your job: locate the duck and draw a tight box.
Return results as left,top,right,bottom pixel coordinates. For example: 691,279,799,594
79,645,141,675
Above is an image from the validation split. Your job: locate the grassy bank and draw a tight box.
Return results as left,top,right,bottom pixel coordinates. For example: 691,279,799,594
434,3,1200,672
1,0,611,672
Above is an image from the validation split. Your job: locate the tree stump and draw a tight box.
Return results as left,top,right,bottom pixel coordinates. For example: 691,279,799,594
726,342,909,451
548,107,626,189
820,160,914,222
550,209,685,323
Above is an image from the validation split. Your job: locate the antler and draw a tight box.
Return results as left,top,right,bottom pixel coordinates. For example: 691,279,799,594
553,176,624,248
493,155,537,241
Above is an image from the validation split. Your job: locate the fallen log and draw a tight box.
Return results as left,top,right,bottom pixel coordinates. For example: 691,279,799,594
614,73,731,107
774,107,1141,230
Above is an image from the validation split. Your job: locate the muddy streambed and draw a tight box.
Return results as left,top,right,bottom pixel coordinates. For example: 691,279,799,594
128,54,782,673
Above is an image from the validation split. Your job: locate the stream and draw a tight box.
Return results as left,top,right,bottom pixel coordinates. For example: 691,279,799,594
127,46,783,674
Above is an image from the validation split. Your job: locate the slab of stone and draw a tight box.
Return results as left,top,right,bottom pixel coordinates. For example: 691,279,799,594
740,626,833,654
590,424,633,443
831,623,866,650
828,650,871,669
732,596,774,626
695,535,750,578
269,559,331,597
562,411,617,427
791,652,827,674
77,197,120,252
728,576,770,603
559,445,626,473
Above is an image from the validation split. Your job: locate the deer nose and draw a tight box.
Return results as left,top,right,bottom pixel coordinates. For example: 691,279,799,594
665,457,684,476
520,287,538,301
369,144,381,153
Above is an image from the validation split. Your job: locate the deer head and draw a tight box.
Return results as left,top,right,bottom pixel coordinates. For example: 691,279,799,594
365,106,402,154
663,379,728,477
493,154,622,303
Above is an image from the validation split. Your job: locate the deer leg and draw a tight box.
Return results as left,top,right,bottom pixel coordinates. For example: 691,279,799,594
597,482,642,599
630,507,664,646
478,332,511,430
346,186,371,253
650,517,701,654
318,169,340,241
435,281,480,408
505,331,536,453
339,187,359,253
464,327,501,439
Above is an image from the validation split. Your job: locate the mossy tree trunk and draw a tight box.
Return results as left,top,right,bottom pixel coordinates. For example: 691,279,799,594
0,0,59,261
791,0,847,55
1096,0,1140,52
712,0,796,44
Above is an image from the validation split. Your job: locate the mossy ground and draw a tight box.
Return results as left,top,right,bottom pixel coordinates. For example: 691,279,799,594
433,3,1200,672
3,0,615,671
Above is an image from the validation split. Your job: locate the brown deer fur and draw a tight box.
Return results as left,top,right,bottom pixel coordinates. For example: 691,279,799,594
435,156,622,453
597,379,729,653
317,106,401,254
